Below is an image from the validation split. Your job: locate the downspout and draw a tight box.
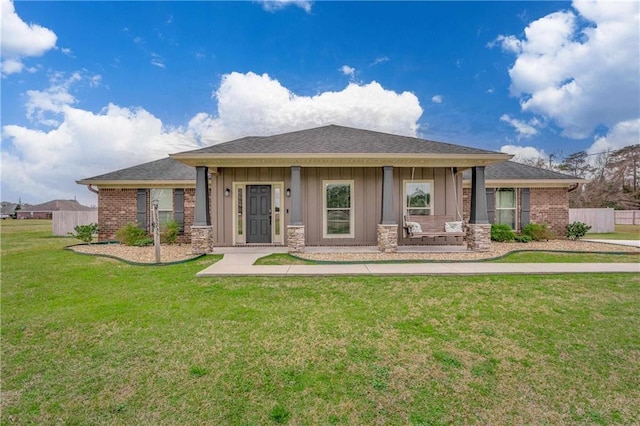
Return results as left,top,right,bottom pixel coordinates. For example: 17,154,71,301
87,184,99,194
568,183,580,192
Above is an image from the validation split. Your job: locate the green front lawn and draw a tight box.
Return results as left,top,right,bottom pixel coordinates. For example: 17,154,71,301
587,224,640,240
2,220,639,424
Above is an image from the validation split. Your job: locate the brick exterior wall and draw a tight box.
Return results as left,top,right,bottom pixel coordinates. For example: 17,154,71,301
98,188,138,241
97,187,195,243
530,187,569,236
462,186,569,236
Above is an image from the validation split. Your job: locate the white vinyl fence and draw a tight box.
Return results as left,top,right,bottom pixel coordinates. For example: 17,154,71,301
568,208,614,233
614,210,640,225
53,210,98,236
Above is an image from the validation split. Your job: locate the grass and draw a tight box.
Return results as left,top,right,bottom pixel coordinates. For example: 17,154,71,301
587,224,640,240
255,251,640,265
2,220,640,424
491,251,640,263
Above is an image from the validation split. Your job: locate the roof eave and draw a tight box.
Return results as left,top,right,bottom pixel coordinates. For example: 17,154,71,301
462,178,588,188
169,152,512,168
76,179,196,188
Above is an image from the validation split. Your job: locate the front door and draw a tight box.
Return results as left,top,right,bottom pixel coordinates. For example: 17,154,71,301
246,185,272,243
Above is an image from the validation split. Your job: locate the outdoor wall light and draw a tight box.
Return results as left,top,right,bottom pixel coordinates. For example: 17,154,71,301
224,188,231,197
286,188,291,197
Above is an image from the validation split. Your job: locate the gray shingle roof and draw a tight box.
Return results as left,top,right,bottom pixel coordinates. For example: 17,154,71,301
463,161,580,181
179,125,500,156
20,200,95,212
78,157,196,182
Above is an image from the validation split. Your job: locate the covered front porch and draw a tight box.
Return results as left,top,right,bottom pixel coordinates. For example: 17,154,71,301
186,164,495,254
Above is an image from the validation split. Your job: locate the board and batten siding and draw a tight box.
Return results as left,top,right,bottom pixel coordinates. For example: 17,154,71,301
397,167,463,244
302,167,383,246
211,166,463,246
211,167,290,246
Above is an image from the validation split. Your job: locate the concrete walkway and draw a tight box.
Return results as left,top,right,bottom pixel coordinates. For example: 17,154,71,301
197,246,639,277
583,239,640,248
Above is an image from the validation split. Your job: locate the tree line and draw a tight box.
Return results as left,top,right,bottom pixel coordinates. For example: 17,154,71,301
521,144,639,209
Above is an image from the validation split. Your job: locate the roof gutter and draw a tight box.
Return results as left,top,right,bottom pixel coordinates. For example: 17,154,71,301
568,183,580,192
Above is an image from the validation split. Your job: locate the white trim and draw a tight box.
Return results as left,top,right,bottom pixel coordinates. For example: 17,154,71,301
403,179,434,217
232,181,284,245
322,180,355,239
495,187,517,230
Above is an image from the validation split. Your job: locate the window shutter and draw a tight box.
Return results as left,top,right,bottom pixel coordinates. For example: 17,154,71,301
137,189,148,231
486,188,495,224
520,188,530,228
174,188,185,233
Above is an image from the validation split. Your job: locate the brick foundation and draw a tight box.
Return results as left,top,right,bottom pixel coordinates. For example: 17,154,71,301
287,225,305,253
191,226,214,254
377,224,398,253
466,223,491,251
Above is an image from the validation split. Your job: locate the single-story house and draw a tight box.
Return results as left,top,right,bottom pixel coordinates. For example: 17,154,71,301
77,125,584,253
16,199,95,220
462,161,582,236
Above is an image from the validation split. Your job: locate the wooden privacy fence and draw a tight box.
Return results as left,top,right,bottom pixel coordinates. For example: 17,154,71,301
52,210,98,236
568,208,614,233
615,210,640,225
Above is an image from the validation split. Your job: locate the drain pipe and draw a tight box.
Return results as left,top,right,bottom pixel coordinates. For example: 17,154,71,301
87,184,99,194
568,183,580,192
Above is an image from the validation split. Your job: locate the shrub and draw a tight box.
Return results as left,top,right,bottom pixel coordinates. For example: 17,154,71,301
514,234,532,243
161,220,181,245
115,223,152,246
521,223,555,241
566,221,592,241
491,224,515,242
68,223,98,244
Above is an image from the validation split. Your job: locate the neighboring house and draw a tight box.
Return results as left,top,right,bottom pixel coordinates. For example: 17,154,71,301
77,125,584,253
17,199,95,220
462,161,584,236
1,203,21,219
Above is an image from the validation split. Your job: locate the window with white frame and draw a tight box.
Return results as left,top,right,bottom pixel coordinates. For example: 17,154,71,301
404,181,433,217
150,188,173,224
323,180,354,238
496,188,516,229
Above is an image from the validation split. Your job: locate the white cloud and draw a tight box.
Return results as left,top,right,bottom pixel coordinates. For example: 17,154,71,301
193,71,423,143
2,71,423,204
0,0,57,75
588,118,640,155
256,0,313,13
340,65,355,78
371,56,389,66
150,53,165,68
493,0,640,140
500,144,548,165
431,95,443,104
500,114,538,139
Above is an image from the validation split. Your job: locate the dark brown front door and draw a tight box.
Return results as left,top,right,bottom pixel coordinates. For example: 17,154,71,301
247,185,271,243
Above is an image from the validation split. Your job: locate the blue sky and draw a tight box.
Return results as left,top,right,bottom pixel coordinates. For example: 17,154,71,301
1,0,639,206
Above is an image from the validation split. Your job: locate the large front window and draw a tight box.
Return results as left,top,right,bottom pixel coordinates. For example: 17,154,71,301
323,180,354,238
496,188,516,229
404,181,433,216
150,188,173,224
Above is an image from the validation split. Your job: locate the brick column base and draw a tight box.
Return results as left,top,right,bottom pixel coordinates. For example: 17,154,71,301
377,224,398,253
466,223,491,252
287,225,305,253
191,225,214,254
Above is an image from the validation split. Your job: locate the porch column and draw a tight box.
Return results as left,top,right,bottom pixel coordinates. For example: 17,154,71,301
378,165,398,252
467,166,491,251
191,166,213,254
288,166,305,253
